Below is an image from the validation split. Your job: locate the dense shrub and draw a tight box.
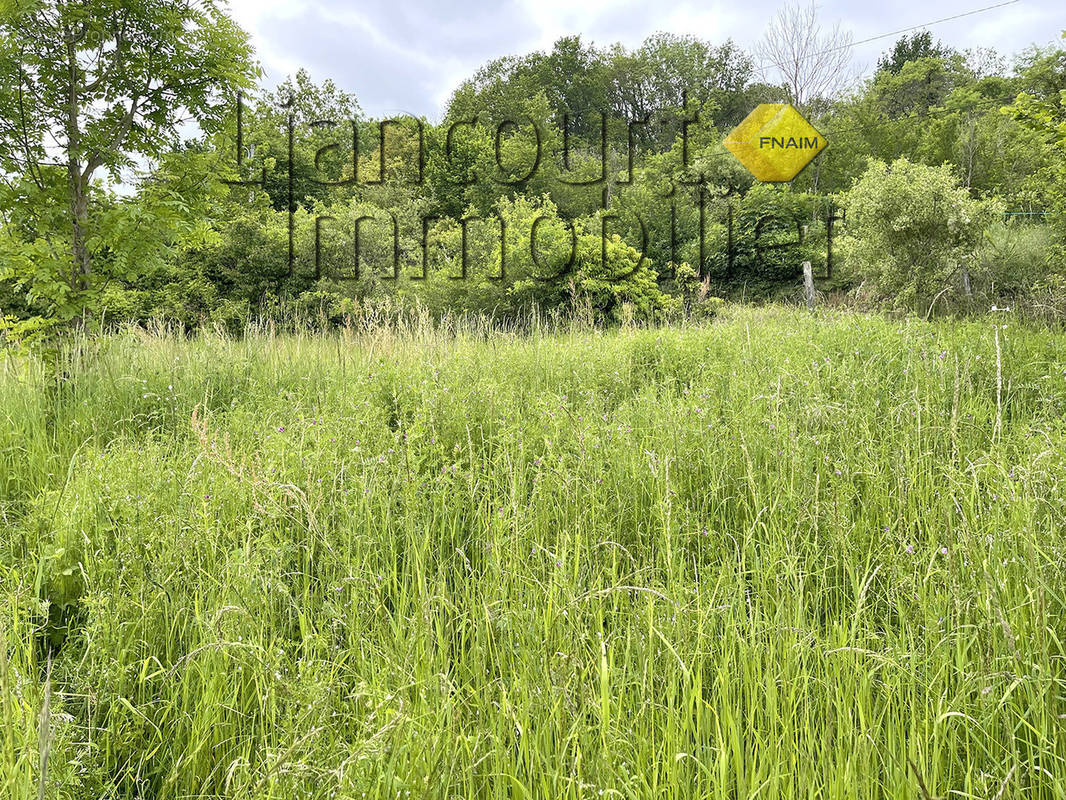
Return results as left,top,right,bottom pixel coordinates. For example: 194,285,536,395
839,158,1002,312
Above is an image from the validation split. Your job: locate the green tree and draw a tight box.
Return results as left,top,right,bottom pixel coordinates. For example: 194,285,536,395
1006,34,1066,256
446,37,610,140
869,56,970,120
415,195,672,322
0,0,256,322
232,69,362,212
609,34,761,141
876,31,952,75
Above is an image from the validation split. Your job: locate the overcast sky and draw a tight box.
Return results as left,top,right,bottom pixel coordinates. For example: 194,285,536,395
224,0,1061,118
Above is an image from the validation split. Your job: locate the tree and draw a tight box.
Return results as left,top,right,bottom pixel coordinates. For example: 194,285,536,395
876,31,951,75
415,194,673,322
1012,42,1066,100
1006,34,1066,258
0,0,257,319
757,0,856,115
869,55,971,120
446,36,611,139
608,34,761,139
235,69,362,213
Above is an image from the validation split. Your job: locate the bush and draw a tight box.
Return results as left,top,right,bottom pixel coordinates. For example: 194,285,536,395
417,195,675,324
839,158,1002,312
973,222,1056,296
971,221,1066,321
730,184,824,285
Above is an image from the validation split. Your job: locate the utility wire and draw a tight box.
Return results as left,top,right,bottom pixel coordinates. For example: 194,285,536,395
755,0,1023,80
815,0,1020,59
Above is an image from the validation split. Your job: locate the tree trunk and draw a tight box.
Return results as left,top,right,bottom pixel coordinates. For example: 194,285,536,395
63,28,91,296
67,167,91,292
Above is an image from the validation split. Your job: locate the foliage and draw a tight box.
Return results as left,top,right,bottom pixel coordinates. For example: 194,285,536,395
230,69,363,212
2,20,1065,330
1006,36,1066,258
0,0,257,322
729,184,823,285
973,221,1059,304
410,195,673,322
839,158,1002,311
446,33,763,148
876,30,952,75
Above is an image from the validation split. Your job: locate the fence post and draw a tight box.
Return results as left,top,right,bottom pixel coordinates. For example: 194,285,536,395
803,261,815,311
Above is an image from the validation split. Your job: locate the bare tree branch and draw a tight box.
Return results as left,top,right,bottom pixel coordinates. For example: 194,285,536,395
757,1,858,114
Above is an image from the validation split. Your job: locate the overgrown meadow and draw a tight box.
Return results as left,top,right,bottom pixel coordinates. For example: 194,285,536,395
3,307,1066,799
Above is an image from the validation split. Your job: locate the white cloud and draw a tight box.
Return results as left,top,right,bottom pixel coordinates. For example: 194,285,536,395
219,0,1066,117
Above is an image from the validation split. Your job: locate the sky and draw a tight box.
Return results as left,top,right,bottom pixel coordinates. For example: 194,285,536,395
222,0,1064,119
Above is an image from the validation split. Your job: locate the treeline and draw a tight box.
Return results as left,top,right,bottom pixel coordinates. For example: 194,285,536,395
1,3,1065,338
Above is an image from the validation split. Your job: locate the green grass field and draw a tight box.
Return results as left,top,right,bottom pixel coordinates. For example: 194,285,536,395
3,307,1066,799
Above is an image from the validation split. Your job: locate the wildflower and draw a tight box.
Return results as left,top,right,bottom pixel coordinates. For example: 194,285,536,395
905,545,914,554
940,546,949,556
278,426,285,432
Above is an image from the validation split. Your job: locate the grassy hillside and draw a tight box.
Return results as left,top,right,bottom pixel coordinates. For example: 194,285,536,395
3,307,1066,799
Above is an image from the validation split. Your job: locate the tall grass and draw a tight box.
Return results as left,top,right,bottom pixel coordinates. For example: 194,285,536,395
2,306,1066,798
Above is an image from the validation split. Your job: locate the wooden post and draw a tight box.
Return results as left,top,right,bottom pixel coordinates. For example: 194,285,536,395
803,261,815,311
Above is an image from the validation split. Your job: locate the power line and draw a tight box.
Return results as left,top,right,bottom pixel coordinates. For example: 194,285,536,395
755,0,1023,79
820,0,1021,57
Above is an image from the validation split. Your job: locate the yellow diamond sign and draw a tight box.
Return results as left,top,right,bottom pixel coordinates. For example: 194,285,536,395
723,104,827,182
